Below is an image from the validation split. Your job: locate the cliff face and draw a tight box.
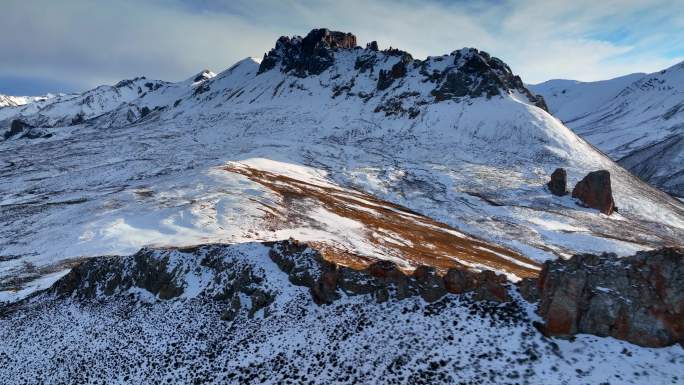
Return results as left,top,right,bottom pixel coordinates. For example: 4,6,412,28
537,247,684,347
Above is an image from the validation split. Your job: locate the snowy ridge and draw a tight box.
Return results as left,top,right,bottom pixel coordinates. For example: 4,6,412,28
1,29,683,303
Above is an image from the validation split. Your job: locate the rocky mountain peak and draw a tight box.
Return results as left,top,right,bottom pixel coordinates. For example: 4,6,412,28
257,28,358,76
256,29,547,112
430,47,548,110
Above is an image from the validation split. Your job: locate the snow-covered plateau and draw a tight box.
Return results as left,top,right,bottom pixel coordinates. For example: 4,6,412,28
0,28,683,384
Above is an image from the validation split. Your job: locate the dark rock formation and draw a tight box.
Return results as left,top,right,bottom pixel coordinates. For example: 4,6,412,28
377,53,412,91
4,119,32,139
537,247,684,347
444,268,510,302
52,244,275,317
431,48,548,111
257,28,357,76
43,239,514,323
413,265,447,302
571,170,615,215
3,119,51,140
269,240,511,305
547,168,567,196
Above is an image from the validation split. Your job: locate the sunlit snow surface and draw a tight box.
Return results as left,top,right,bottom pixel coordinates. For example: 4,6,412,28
1,52,683,302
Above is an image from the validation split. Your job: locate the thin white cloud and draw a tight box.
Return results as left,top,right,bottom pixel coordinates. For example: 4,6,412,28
0,0,682,92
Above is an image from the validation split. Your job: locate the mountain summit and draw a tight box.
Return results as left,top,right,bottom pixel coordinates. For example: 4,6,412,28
256,28,547,111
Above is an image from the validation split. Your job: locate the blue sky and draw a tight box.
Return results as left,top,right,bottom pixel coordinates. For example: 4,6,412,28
1,0,683,95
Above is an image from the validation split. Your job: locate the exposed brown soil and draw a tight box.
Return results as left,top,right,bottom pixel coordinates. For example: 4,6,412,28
224,164,541,279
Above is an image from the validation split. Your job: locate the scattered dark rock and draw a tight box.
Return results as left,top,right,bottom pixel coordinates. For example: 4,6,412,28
3,119,51,140
571,170,615,215
4,119,32,139
537,247,684,347
377,54,412,91
366,41,379,51
547,168,568,196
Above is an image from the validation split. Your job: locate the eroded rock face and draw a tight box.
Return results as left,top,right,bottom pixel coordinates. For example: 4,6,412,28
52,244,276,317
257,28,357,76
430,48,548,111
547,168,567,196
444,268,510,302
571,170,615,215
43,239,514,323
537,247,684,347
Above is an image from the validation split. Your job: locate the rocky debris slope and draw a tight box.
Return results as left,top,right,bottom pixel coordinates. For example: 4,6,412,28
572,170,616,215
537,247,684,347
1,240,682,384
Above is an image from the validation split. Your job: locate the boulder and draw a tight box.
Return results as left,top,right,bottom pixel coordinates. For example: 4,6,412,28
537,247,684,347
571,170,615,215
546,168,567,196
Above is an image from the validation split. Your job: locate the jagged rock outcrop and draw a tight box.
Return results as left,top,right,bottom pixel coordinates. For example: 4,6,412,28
572,170,615,215
547,167,568,196
44,239,513,317
254,28,548,113
430,48,548,110
257,28,357,76
444,268,510,302
3,119,51,140
537,247,684,347
51,244,276,318
377,53,412,91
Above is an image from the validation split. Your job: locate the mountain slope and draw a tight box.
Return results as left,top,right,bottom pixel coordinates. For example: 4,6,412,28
1,28,683,304
533,62,684,196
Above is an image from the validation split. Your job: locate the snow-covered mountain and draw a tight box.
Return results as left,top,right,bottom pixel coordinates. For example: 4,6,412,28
532,63,684,197
1,28,682,300
0,93,58,108
1,28,683,383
